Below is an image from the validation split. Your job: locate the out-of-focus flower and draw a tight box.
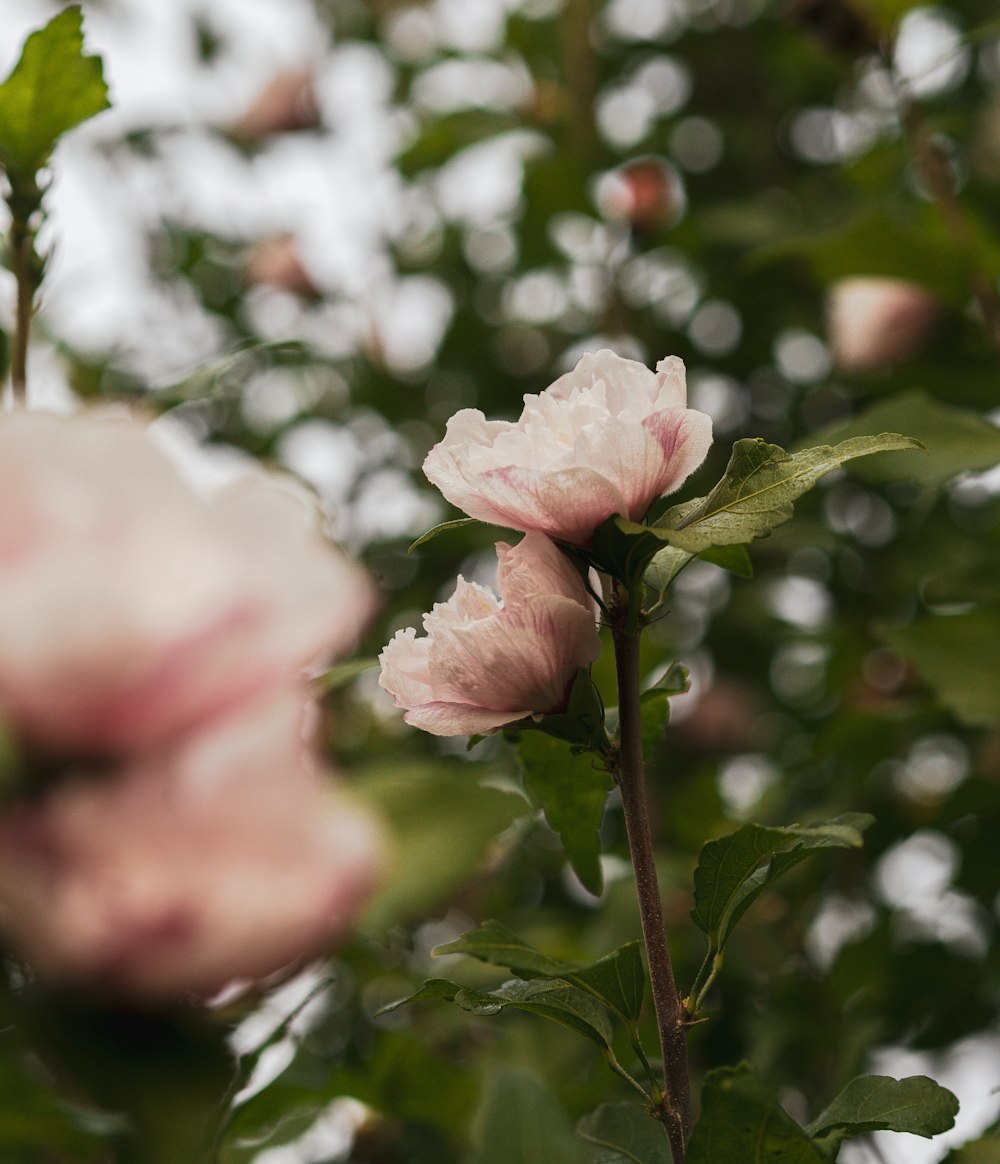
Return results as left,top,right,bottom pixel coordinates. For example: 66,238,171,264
596,157,685,234
244,234,321,300
0,411,372,753
423,349,712,546
826,277,940,373
379,532,600,736
0,688,383,998
231,67,321,140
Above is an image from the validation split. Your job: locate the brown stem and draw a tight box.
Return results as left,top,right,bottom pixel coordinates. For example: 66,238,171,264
611,584,691,1163
898,95,1000,358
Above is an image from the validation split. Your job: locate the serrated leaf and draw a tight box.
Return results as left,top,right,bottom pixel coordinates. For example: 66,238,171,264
691,814,872,948
880,611,1000,726
380,975,614,1047
655,434,923,553
0,7,110,178
807,1075,959,1143
408,517,481,552
434,921,645,1021
519,731,613,894
577,1103,672,1164
687,1065,827,1164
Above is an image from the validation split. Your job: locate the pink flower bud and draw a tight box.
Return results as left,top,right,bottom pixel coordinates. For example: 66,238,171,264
826,277,939,373
423,349,713,546
378,532,601,736
232,67,321,140
0,411,373,754
0,688,384,998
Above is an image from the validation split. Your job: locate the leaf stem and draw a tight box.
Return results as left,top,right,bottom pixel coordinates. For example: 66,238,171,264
6,175,43,407
610,580,691,1163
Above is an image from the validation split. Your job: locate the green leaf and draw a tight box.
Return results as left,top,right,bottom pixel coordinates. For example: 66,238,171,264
691,814,872,948
381,976,614,1048
807,1075,959,1143
943,1137,1000,1163
590,515,671,584
639,666,690,760
810,391,1000,488
314,657,377,691
355,762,529,927
434,920,645,1021
0,7,110,178
698,543,753,577
472,1068,585,1164
688,1065,827,1164
518,731,614,894
577,1103,672,1164
655,434,923,553
644,545,693,597
880,611,1000,726
408,517,482,552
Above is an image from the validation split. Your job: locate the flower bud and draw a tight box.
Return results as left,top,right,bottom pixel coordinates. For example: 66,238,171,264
826,277,939,373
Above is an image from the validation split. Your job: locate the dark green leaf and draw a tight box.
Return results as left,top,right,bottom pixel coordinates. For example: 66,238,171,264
577,1103,672,1164
434,921,645,1021
655,435,924,553
380,976,614,1048
0,7,110,178
519,731,613,894
811,391,1000,488
880,611,1000,726
691,815,872,946
472,1068,585,1164
807,1075,959,1142
687,1065,827,1164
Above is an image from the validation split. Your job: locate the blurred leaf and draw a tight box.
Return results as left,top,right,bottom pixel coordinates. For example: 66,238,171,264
815,391,1000,487
0,7,110,178
434,920,645,1022
471,1067,584,1164
691,814,872,947
577,1102,671,1163
656,435,923,553
314,657,377,691
383,976,614,1048
943,1137,1000,1162
640,665,690,760
807,1074,959,1144
518,731,613,894
356,762,529,927
880,611,1000,726
687,1065,826,1164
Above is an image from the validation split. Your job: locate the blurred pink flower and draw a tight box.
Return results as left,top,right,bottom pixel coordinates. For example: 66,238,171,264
423,349,712,545
0,411,373,753
826,277,939,374
0,688,383,998
379,532,601,736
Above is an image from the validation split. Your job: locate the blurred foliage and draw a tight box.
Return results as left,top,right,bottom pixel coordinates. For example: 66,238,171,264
4,0,1000,1159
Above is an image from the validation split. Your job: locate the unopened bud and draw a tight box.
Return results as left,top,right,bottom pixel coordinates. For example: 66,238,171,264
826,277,939,373
244,234,320,300
232,67,321,140
596,157,685,235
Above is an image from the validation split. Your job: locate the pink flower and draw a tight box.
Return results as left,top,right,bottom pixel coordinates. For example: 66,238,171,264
826,277,939,374
379,532,601,736
422,349,713,545
0,411,372,753
0,688,384,998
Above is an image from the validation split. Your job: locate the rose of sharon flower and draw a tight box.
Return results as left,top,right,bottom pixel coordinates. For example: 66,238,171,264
0,411,372,754
0,688,383,998
379,532,601,736
826,277,939,374
423,349,712,545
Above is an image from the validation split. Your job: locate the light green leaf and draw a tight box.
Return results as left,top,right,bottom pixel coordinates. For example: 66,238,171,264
698,543,753,577
687,1065,826,1164
655,434,923,553
519,731,613,894
807,1075,959,1143
639,665,690,760
472,1068,585,1164
0,7,110,178
314,657,377,691
434,920,645,1022
380,975,614,1048
691,814,872,947
408,516,485,552
811,391,1000,488
577,1103,672,1164
644,545,693,596
880,611,1000,726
